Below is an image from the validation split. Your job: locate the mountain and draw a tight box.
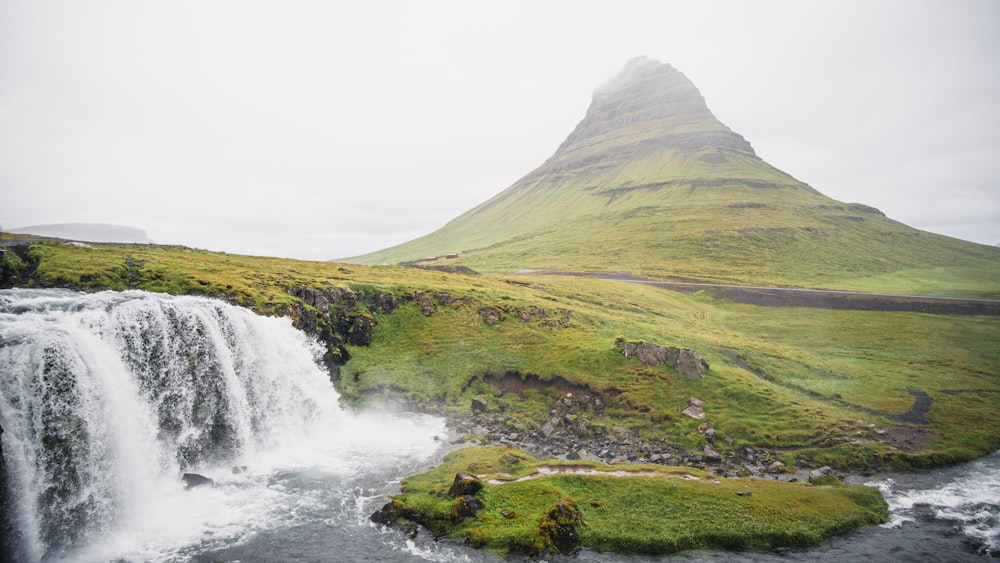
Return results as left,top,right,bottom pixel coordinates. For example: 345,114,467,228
8,223,152,244
345,57,999,290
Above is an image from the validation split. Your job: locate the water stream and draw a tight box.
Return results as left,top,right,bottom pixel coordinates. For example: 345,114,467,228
1,289,996,562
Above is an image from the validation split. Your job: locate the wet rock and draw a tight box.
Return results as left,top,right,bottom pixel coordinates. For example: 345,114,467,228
370,499,404,525
181,473,214,489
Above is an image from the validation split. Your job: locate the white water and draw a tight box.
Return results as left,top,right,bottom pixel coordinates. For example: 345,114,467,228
0,289,448,562
871,450,1000,555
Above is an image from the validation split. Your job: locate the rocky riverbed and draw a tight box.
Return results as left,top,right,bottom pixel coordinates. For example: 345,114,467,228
446,394,838,485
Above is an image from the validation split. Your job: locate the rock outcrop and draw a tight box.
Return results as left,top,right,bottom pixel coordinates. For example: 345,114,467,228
447,472,484,497
288,285,401,380
615,338,709,378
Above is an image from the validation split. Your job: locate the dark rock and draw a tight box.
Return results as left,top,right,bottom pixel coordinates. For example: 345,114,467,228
502,453,521,465
479,308,503,326
181,473,214,489
447,472,484,497
703,445,722,463
402,521,418,539
370,499,402,525
451,495,485,523
501,509,515,519
471,397,487,414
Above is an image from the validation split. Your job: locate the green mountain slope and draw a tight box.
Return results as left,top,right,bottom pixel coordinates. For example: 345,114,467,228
346,57,1000,294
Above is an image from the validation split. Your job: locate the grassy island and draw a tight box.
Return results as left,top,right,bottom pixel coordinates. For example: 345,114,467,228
377,445,888,556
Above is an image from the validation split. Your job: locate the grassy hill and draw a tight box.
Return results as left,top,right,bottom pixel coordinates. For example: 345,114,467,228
346,57,1000,296
7,240,999,472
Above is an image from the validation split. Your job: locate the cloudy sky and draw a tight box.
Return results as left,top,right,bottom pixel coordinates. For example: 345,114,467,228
2,1,998,260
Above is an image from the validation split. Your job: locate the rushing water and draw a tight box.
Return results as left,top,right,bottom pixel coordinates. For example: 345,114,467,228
1,289,997,562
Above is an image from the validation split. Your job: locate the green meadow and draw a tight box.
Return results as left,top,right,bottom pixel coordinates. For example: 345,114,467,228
388,445,888,556
10,240,1000,471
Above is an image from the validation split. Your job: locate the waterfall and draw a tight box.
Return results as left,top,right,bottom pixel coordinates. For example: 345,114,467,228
0,289,442,562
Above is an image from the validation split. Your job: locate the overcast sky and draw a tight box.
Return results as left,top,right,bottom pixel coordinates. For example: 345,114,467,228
2,1,998,260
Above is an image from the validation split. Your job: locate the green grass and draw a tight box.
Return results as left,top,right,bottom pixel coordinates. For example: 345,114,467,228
9,240,1000,470
389,445,888,556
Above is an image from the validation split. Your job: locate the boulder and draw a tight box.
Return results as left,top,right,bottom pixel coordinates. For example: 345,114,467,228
471,397,487,414
181,473,214,489
675,348,710,378
447,472,484,497
616,339,709,377
451,495,486,523
635,342,677,366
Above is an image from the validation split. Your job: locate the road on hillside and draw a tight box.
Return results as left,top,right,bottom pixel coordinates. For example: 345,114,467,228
515,269,1000,316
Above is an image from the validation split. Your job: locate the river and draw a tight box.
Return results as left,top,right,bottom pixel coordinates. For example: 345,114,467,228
0,289,996,562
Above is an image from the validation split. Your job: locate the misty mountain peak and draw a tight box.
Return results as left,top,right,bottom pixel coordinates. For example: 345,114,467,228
556,57,754,158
